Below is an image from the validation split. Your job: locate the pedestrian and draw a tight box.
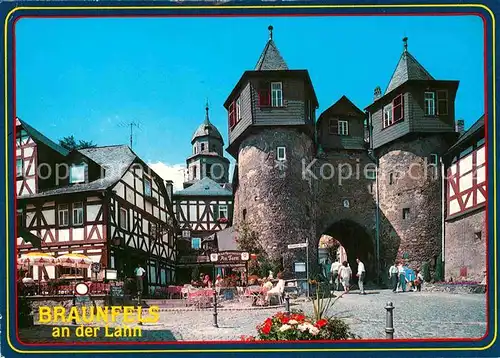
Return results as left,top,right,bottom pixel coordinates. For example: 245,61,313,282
415,270,424,292
339,261,352,294
134,263,146,294
397,262,406,293
330,259,341,292
389,261,399,292
356,258,366,295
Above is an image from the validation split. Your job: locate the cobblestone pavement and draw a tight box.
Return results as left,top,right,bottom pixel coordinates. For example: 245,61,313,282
18,290,487,342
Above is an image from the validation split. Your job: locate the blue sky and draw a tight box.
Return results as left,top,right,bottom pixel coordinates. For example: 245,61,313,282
15,15,484,187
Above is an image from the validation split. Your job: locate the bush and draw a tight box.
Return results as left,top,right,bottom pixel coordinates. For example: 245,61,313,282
434,256,444,282
421,262,431,282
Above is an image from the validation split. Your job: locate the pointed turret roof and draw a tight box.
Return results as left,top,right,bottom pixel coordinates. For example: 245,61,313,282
385,37,434,94
191,102,223,143
254,25,289,71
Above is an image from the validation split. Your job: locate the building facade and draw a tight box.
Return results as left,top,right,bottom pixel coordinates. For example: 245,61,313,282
173,106,234,282
16,118,177,293
443,116,486,282
224,27,486,283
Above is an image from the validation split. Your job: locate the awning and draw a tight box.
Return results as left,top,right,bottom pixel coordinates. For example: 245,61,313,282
211,226,238,251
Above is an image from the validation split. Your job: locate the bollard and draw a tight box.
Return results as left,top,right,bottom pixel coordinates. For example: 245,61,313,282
213,289,219,328
385,301,395,339
284,293,291,314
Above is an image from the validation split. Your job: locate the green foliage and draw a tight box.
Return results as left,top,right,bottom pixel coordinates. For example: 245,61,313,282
422,261,431,282
310,280,342,321
59,135,97,150
434,255,444,282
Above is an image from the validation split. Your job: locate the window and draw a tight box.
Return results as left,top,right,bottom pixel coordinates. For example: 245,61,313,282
424,92,436,116
383,104,393,128
191,237,201,250
393,95,403,122
329,119,338,134
72,202,84,225
242,208,247,221
236,97,241,122
366,168,376,180
277,146,286,161
16,159,23,178
69,164,85,184
474,231,482,241
16,129,29,146
119,207,128,230
228,102,236,128
429,154,439,166
437,90,448,115
389,173,394,185
193,146,197,154
368,182,374,194
338,120,349,136
218,205,228,219
192,166,197,180
403,208,410,220
200,143,206,152
58,204,69,227
144,177,152,197
271,82,283,107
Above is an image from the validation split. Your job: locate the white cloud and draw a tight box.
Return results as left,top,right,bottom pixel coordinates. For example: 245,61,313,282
148,162,186,191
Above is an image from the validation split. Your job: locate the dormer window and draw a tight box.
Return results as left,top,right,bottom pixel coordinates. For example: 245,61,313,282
200,143,206,152
437,90,448,115
424,92,436,116
69,164,86,184
271,82,283,107
338,120,349,136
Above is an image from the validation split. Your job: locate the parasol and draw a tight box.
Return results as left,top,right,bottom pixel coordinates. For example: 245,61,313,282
56,253,92,268
18,252,57,266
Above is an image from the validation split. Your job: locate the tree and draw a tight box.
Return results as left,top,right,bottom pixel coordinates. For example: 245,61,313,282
236,220,263,255
59,135,97,150
434,255,444,282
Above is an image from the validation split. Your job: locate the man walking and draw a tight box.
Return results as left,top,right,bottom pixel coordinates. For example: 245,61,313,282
356,258,366,295
389,261,399,292
134,263,146,295
330,259,341,292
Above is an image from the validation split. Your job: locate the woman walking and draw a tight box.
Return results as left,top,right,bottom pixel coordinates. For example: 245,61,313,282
339,261,352,294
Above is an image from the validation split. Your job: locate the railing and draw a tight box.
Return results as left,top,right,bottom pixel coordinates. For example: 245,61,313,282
18,281,112,296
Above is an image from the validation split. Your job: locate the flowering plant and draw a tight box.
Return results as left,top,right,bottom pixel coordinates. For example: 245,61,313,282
218,217,229,223
244,311,355,341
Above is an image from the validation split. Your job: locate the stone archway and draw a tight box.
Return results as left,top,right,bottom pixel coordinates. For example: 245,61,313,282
319,219,376,282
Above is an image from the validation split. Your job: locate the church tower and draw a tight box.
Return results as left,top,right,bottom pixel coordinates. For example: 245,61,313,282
184,103,230,188
224,26,318,271
366,38,460,272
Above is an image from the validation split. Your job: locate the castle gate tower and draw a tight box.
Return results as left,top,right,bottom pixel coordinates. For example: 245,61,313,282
224,26,318,274
365,38,459,274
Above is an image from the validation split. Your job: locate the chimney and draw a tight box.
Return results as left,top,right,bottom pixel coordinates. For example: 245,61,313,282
373,86,382,101
165,180,173,199
455,119,465,135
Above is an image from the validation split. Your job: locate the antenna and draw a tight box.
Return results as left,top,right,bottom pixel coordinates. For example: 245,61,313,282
118,121,141,149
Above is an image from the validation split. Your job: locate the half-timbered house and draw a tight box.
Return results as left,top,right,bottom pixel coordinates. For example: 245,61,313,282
173,108,234,283
444,115,486,282
15,118,178,293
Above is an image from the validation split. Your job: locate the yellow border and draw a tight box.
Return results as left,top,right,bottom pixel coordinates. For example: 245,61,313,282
4,4,497,354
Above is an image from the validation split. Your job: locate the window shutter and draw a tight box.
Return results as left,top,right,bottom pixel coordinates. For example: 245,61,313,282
330,119,338,134
258,89,270,107
212,205,219,220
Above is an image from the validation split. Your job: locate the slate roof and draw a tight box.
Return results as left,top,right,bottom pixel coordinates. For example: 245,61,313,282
447,115,485,153
24,145,136,199
18,118,69,157
174,176,232,197
385,50,434,94
255,39,289,71
317,95,365,124
191,108,224,143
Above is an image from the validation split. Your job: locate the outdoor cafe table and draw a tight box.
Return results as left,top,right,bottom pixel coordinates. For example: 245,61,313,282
187,289,215,308
244,286,268,306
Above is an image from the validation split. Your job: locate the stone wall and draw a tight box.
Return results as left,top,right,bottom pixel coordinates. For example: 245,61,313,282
445,208,486,282
233,128,316,276
376,135,449,273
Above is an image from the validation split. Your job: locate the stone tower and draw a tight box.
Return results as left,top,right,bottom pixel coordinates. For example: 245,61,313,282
365,38,460,272
184,103,230,188
224,26,318,273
